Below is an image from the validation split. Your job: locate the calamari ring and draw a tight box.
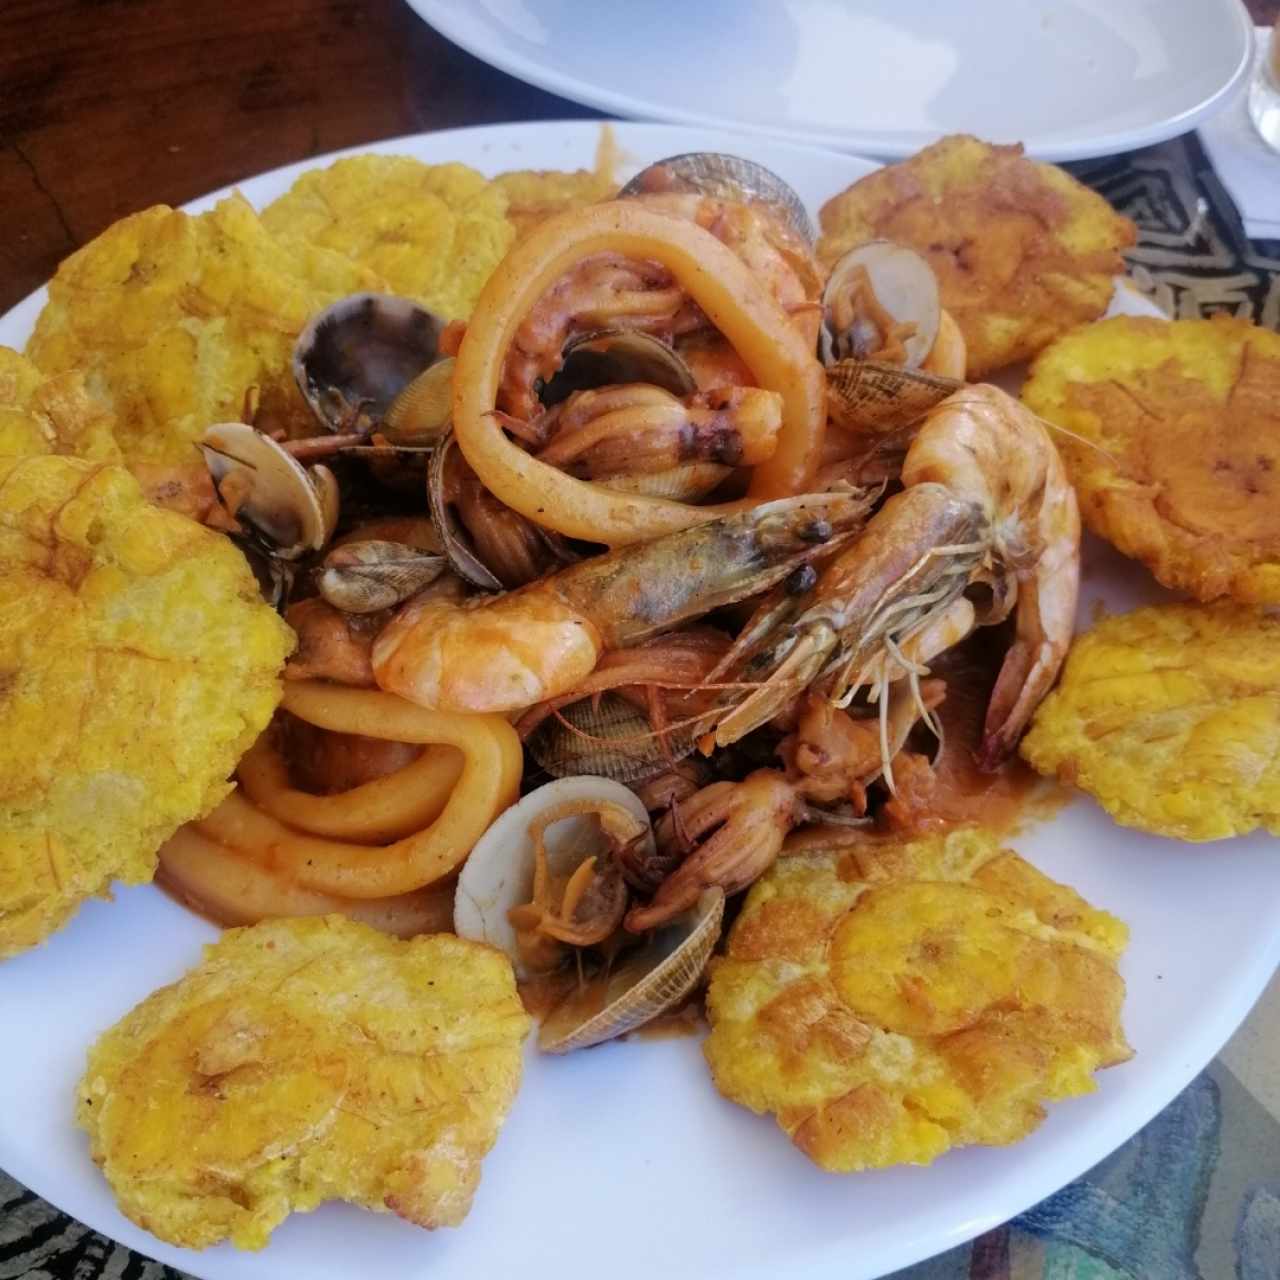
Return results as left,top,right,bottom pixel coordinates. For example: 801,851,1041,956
156,826,455,937
237,732,464,843
453,202,827,546
198,683,522,898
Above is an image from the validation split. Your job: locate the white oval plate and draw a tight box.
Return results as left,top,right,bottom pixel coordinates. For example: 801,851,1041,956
410,1,1254,160
1,121,1277,1280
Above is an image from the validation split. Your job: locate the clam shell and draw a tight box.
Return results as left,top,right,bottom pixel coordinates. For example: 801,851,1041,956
541,330,697,406
453,776,654,980
820,241,940,369
825,360,962,435
382,356,456,445
527,691,699,784
619,153,813,245
200,422,338,560
426,431,504,591
293,293,446,434
538,887,724,1054
317,540,446,613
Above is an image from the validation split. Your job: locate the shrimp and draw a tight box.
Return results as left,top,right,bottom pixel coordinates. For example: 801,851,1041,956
902,384,1080,766
707,384,1080,768
372,490,877,714
286,574,467,688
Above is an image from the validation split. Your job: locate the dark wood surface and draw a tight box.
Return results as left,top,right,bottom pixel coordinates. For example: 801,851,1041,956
2,0,1277,318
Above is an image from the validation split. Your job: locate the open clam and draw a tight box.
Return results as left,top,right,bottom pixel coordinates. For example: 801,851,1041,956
200,422,339,560
619,152,813,245
292,293,452,443
538,887,724,1054
820,241,940,369
454,776,653,980
819,242,961,432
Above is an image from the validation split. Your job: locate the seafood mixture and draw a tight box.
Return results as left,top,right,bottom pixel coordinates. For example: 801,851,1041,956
2,132,1270,1251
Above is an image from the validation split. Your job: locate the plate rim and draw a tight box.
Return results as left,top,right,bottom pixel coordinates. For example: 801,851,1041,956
408,0,1256,161
2,117,1278,1280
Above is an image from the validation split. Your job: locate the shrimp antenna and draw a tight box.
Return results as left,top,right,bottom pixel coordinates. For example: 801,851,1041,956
877,680,895,794
942,393,1118,463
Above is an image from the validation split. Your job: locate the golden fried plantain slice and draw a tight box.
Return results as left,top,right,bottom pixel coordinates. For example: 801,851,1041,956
1022,603,1280,841
261,155,515,320
817,135,1135,378
1023,315,1280,603
78,916,531,1249
491,166,617,238
0,456,293,956
26,196,381,466
0,346,118,460
704,826,1130,1172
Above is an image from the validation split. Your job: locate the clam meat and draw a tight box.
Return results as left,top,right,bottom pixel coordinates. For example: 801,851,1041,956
454,776,653,980
820,241,940,369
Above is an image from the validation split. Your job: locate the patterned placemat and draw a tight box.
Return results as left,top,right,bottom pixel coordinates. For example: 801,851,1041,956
3,130,1278,1280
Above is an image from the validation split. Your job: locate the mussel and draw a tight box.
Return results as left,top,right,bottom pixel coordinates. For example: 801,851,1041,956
453,776,654,980
619,152,813,245
292,293,452,443
199,422,339,560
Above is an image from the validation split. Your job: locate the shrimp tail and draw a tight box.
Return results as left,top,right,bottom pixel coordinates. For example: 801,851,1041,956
978,552,1078,770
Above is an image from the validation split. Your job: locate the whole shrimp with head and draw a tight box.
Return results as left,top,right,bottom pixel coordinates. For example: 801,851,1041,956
705,384,1080,769
372,490,876,714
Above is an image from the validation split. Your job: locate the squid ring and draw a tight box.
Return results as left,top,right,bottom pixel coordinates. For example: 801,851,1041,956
453,202,827,546
236,733,464,843
156,826,456,937
197,683,522,899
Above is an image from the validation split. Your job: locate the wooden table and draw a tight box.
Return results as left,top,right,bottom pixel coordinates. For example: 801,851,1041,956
2,0,1276,315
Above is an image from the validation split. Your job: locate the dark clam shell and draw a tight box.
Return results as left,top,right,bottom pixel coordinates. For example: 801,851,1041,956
293,293,446,434
540,329,696,406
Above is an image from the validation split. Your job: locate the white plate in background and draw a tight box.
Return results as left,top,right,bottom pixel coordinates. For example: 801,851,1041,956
409,0,1254,160
1,121,1278,1280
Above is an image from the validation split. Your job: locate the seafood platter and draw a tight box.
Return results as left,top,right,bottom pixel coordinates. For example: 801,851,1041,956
1,122,1278,1280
